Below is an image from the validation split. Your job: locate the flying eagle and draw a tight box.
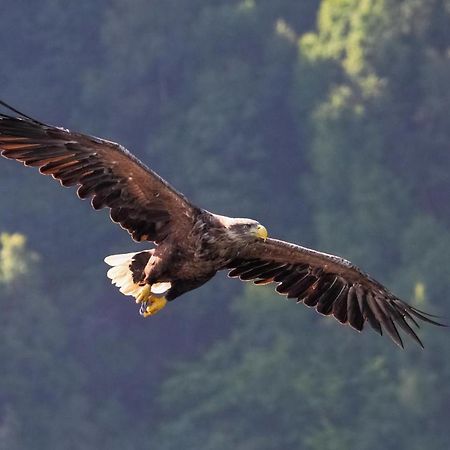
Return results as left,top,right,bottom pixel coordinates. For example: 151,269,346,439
0,100,443,348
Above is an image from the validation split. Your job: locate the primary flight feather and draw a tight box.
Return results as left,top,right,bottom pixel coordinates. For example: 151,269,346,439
0,100,443,348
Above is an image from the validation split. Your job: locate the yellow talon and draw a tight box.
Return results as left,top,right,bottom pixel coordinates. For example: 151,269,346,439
135,284,152,304
142,296,167,317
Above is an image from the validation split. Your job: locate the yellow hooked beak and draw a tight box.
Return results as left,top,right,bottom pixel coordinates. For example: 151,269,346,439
255,224,268,241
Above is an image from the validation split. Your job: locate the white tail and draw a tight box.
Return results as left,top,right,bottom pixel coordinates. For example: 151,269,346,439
105,252,143,297
104,252,171,299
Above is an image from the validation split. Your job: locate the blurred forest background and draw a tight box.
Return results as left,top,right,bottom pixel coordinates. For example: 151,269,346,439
1,0,450,449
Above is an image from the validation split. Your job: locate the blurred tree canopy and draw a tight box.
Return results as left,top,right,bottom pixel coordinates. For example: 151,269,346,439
0,0,449,449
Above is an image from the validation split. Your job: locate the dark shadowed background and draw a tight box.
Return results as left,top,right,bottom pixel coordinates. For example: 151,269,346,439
1,1,449,449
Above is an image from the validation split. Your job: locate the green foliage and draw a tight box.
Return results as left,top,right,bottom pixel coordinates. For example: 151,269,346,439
0,234,91,449
1,0,450,449
0,234,33,284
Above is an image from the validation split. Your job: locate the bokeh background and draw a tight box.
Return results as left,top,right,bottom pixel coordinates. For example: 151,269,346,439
1,1,450,449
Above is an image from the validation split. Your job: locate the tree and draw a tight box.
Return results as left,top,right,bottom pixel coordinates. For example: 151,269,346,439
151,1,450,448
1,1,449,448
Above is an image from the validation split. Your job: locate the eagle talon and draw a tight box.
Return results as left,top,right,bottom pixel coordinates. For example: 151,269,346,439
142,295,167,317
136,282,170,316
135,284,152,304
139,301,149,316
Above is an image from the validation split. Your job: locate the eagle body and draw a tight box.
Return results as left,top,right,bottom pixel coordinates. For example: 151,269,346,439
126,212,267,301
0,100,444,348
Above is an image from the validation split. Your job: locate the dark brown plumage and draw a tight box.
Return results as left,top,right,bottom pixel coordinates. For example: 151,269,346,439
226,239,442,348
0,101,197,243
0,100,444,348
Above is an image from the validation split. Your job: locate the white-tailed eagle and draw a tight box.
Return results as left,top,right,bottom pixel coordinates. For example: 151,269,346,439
0,100,444,348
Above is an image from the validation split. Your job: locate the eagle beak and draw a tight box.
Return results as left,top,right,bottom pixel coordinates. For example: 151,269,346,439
256,224,268,241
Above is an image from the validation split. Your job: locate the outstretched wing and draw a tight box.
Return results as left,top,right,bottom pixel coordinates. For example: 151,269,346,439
227,238,444,348
0,102,199,243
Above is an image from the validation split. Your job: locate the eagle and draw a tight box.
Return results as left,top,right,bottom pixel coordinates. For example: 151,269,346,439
0,100,443,348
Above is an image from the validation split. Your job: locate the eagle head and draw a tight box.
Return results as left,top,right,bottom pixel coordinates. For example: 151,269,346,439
215,215,268,242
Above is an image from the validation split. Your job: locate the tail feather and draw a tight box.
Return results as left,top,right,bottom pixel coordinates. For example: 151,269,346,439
104,252,140,267
104,250,171,300
105,251,151,298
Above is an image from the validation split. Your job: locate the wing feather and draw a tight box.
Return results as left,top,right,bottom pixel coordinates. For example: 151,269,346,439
0,103,199,243
227,238,445,347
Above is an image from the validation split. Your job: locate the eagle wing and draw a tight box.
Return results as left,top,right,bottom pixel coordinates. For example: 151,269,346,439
0,104,199,243
227,238,444,348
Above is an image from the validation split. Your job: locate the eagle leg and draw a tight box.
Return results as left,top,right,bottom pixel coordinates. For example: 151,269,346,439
137,282,171,317
135,284,152,304
135,281,171,304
